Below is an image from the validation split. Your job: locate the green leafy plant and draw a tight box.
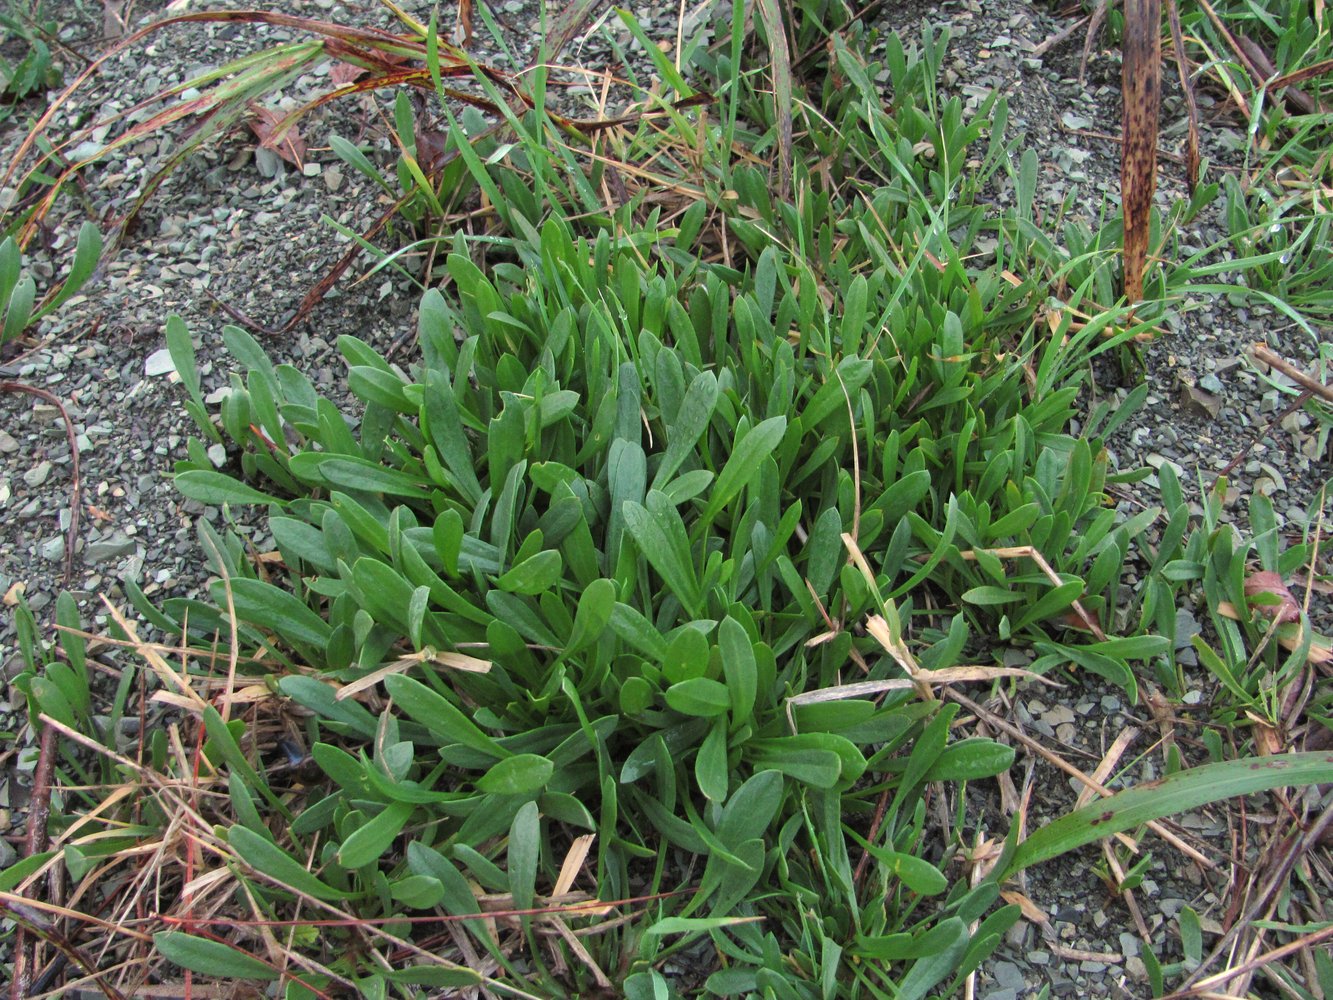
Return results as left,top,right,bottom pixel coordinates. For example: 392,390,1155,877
1146,466,1333,736
8,7,1333,998
0,5,61,119
0,220,101,346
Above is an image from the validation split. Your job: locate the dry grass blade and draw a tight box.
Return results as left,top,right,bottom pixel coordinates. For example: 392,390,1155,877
1165,0,1200,195
1168,801,1333,997
1121,0,1163,304
8,725,57,1000
754,0,793,202
1074,725,1140,810
1270,55,1333,92
1080,1,1110,85
456,0,474,47
2,889,131,1000
545,0,607,66
1193,0,1260,119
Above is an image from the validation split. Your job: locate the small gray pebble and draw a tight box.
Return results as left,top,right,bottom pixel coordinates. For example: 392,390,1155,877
24,461,52,487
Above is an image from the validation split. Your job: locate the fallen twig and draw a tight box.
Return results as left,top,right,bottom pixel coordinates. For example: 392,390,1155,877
1251,343,1333,406
1031,15,1090,59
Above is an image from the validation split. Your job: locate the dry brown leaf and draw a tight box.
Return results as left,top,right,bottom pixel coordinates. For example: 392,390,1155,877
456,0,474,46
1001,889,1050,924
1120,0,1162,303
1244,570,1301,624
246,102,306,168
330,61,368,86
552,835,597,899
1165,0,1201,193
335,647,490,701
1246,711,1284,756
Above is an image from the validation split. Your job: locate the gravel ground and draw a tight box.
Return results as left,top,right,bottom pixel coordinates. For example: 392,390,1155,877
1,0,1329,996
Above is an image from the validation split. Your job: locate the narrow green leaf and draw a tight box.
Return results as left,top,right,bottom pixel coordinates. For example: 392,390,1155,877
337,802,413,869
224,578,331,649
623,499,701,614
718,616,757,725
165,315,201,403
1004,752,1333,876
664,677,731,718
476,754,554,795
508,801,540,911
696,720,730,802
497,549,562,596
384,674,510,759
228,826,351,900
925,739,1015,782
702,416,787,522
566,578,615,656
651,370,718,491
154,932,275,981
176,470,280,507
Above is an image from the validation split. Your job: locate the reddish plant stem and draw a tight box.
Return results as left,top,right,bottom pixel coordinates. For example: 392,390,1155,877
10,723,57,1000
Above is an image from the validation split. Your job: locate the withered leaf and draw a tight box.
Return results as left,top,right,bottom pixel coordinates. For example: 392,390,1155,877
1244,570,1301,624
246,103,306,168
330,61,368,86
456,0,474,46
1120,0,1162,303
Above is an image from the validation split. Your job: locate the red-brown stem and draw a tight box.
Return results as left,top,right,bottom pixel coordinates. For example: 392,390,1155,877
10,723,57,1000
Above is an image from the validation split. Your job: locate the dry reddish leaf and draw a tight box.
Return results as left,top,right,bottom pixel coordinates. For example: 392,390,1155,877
246,102,306,168
415,122,449,175
1244,570,1301,624
330,61,368,86
1058,606,1103,632
1120,0,1162,303
456,0,474,46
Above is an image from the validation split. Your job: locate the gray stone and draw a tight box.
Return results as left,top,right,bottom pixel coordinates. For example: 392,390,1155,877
86,532,137,564
1174,609,1199,647
0,429,18,453
1177,382,1221,420
993,962,1026,990
23,461,52,487
40,536,66,561
144,348,176,377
